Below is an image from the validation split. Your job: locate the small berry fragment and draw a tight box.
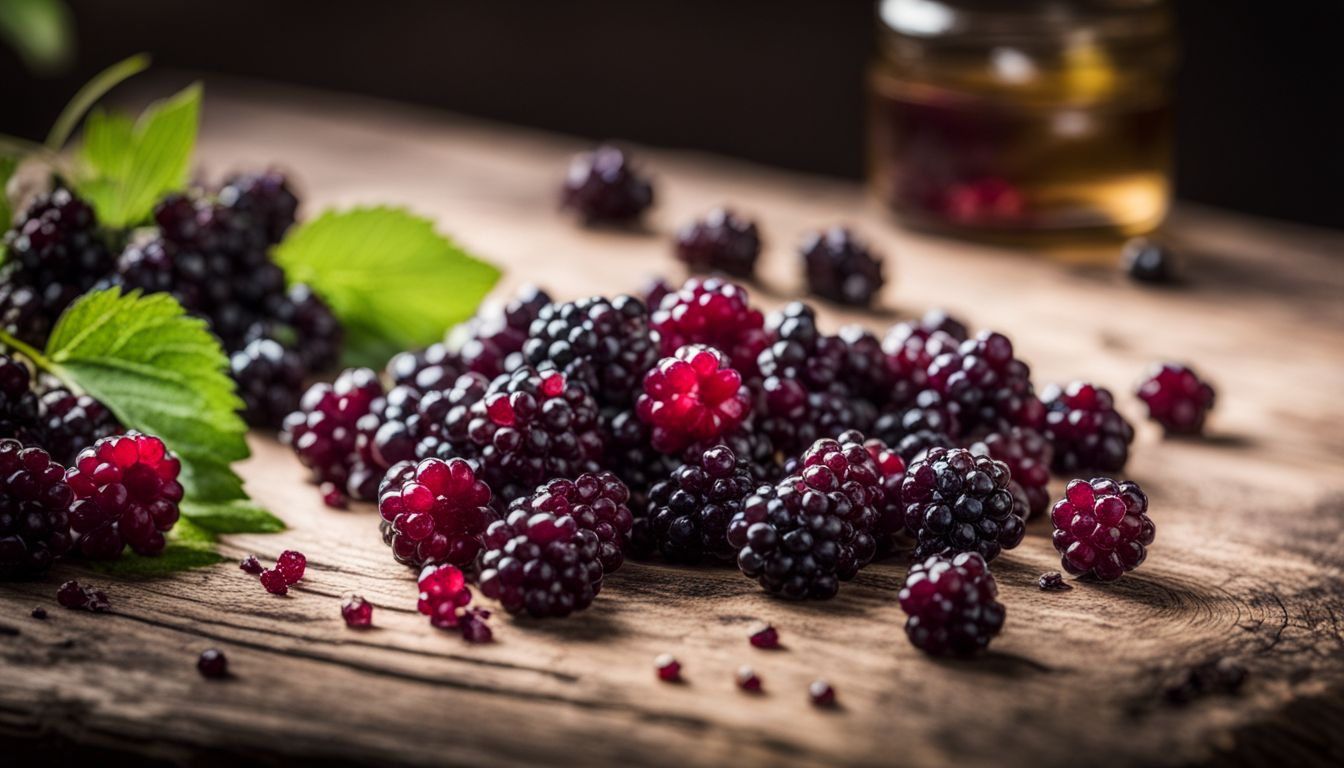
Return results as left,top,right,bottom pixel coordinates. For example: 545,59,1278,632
259,569,289,595
749,623,780,649
56,580,109,612
239,555,263,575
1038,571,1071,591
276,550,307,585
899,552,1005,656
197,649,229,679
1136,363,1216,435
340,594,374,628
1050,477,1155,582
31,607,47,619
458,607,494,643
655,654,681,682
809,679,837,707
736,665,763,692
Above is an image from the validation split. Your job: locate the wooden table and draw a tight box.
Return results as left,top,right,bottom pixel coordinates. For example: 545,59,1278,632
4,79,1344,768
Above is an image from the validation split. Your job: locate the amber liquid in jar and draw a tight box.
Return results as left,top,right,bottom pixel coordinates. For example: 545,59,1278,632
868,0,1176,242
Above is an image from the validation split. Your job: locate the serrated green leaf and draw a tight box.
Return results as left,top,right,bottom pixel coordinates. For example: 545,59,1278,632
0,0,73,74
274,207,501,368
41,288,254,513
181,499,285,534
88,519,227,577
74,83,200,228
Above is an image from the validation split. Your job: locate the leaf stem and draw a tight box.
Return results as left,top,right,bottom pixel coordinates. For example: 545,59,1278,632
0,327,50,370
45,53,151,151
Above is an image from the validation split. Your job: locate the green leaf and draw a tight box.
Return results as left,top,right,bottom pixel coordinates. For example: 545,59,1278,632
181,499,285,534
0,0,73,74
274,207,501,368
46,53,151,151
88,519,227,577
75,82,201,228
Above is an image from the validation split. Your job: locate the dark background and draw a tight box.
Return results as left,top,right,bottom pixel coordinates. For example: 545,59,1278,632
3,0,1341,229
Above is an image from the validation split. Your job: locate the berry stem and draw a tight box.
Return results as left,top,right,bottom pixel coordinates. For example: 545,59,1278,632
0,328,52,372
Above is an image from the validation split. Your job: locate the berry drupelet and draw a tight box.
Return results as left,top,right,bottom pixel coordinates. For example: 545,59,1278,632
636,345,752,454
673,208,761,278
0,440,74,577
1041,381,1135,474
506,470,632,573
641,444,755,564
523,294,658,409
899,552,1005,656
1122,238,1178,285
341,594,374,627
231,338,307,429
282,368,384,502
65,432,183,558
1136,363,1216,435
1050,477,1154,582
0,188,115,347
477,511,604,618
560,145,654,224
925,331,1044,438
799,226,886,308
378,457,495,569
969,427,1053,520
901,447,1024,563
649,277,768,377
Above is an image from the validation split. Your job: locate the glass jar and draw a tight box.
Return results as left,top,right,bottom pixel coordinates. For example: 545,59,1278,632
868,0,1177,241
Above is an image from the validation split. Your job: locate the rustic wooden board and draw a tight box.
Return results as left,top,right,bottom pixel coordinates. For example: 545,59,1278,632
3,79,1344,767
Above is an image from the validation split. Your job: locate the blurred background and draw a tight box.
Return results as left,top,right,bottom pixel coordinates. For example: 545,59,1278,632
2,0,1341,231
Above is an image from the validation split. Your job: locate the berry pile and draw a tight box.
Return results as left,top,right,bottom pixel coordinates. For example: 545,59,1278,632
1050,478,1154,582
65,432,183,559
674,208,761,278
899,552,1005,656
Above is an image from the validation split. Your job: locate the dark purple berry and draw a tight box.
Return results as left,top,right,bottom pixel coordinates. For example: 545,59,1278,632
655,654,681,682
341,594,374,627
969,427,1053,520
56,579,109,612
36,388,120,466
0,440,74,577
1042,382,1135,474
477,511,604,618
1038,571,1071,591
1050,477,1154,582
899,551,1005,656
459,606,493,642
378,457,494,570
650,277,768,378
458,285,554,378
901,446,1024,563
926,331,1044,437
64,432,183,559
674,208,761,278
31,606,47,619
231,338,306,429
523,294,658,409
197,648,229,679
1123,238,1177,285
800,227,885,308
642,444,754,564
282,368,384,501
560,145,653,223
506,471,632,573
749,624,779,649
0,353,43,447
639,276,674,312
239,554,263,574
218,169,299,246
1136,363,1216,435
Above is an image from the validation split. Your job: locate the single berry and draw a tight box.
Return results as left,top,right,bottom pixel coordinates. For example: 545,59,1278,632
636,345,752,454
809,679,837,707
800,227,885,307
749,624,780,649
674,208,761,278
0,440,74,577
925,331,1044,437
217,169,299,246
1050,477,1155,582
197,648,229,679
523,294,658,409
64,432,183,559
968,428,1053,520
239,554,263,575
231,338,306,429
341,593,374,628
56,580,109,612
506,471,632,573
1038,571,1071,591
1136,363,1216,435
899,551,1005,656
560,145,653,223
901,447,1024,562
276,550,307,584
1123,238,1177,285
36,388,120,467
31,606,47,619
378,457,494,570
259,569,288,595
282,368,385,501
0,352,43,446
1042,382,1135,474
458,606,494,643
641,444,755,564
417,563,473,628
649,277,768,377
735,665,763,692
319,482,347,509
655,654,681,682
477,511,604,618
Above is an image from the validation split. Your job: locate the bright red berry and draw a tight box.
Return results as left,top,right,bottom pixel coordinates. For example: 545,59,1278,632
340,593,374,627
636,345,751,454
378,457,494,569
259,568,288,595
417,563,473,628
64,432,183,559
276,550,306,584
655,654,681,682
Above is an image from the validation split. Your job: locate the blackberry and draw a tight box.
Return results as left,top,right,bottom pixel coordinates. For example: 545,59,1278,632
0,188,115,347
459,285,553,378
417,563,474,628
1122,238,1177,285
726,434,884,600
600,408,681,513
901,447,1024,562
1136,363,1216,435
387,342,467,393
639,276,674,312
882,316,964,407
506,470,632,572
281,368,384,501
969,427,1053,519
649,277,768,377
523,294,657,409
36,388,121,467
65,432,183,558
217,169,299,246
673,208,761,278
636,345,751,454
899,551,1005,656
864,437,907,551
0,353,43,446
560,144,653,223
477,511,604,618
642,444,755,564
696,419,780,483
1041,381,1135,474
378,457,494,569
1050,477,1154,582
926,331,1044,438
231,338,306,429
872,391,959,465
0,440,74,577
799,227,885,308
255,283,343,373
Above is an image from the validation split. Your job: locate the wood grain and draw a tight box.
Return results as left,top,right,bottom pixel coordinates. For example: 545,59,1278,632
3,78,1344,767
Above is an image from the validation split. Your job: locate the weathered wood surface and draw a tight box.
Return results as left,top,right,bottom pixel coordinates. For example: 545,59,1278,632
3,79,1344,767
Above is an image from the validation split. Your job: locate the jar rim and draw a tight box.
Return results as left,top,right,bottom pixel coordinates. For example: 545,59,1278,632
878,0,1173,45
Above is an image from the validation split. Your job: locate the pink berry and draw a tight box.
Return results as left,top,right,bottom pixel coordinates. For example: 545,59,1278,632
259,568,288,595
340,594,373,627
654,654,681,682
736,665,762,692
635,344,752,453
417,563,472,629
276,550,306,584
